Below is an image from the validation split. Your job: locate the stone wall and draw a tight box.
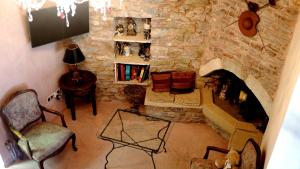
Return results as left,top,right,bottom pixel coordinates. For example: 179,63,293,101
144,106,205,123
72,0,299,102
207,0,300,99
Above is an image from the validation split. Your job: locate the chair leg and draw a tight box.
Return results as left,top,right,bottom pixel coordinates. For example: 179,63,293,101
71,134,78,151
38,161,44,169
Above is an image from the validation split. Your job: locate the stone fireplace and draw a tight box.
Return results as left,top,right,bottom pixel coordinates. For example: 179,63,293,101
199,58,273,134
203,68,269,132
199,58,273,117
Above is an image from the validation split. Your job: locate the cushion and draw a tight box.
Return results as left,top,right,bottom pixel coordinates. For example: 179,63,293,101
174,89,201,106
2,91,42,131
146,88,175,103
170,71,196,94
240,141,258,169
190,158,218,169
18,122,73,161
151,71,172,92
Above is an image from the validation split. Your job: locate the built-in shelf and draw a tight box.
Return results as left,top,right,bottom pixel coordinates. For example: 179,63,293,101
113,33,151,43
114,54,150,65
113,17,151,86
114,79,150,86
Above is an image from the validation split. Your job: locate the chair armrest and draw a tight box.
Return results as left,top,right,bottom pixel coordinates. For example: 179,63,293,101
10,127,32,157
203,146,229,159
40,106,67,127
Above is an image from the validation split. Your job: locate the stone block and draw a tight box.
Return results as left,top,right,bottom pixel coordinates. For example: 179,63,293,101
144,105,205,123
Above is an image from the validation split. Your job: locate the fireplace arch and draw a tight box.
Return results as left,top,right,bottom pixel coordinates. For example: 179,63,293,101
199,58,273,116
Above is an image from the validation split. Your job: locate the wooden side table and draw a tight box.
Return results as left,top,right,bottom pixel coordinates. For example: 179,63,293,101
59,70,97,120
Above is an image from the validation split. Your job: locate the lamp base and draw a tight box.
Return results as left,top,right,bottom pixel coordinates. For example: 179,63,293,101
71,71,82,83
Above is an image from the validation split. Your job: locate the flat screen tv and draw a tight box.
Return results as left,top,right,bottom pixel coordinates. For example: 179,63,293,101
28,2,89,48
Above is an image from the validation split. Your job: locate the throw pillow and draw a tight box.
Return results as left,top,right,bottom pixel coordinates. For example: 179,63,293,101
151,71,172,92
170,71,196,94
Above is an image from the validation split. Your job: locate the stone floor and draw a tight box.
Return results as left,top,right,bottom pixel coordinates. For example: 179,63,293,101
7,101,228,169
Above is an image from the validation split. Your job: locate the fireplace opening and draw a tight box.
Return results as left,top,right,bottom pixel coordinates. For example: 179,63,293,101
204,69,269,132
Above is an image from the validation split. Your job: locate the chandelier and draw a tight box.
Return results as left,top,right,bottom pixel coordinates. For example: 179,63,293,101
17,0,121,27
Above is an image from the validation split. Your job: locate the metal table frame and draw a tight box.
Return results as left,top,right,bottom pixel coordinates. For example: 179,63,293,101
98,109,171,169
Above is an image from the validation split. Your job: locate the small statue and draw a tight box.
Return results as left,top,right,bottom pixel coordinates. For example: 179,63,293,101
138,43,151,61
143,19,151,40
115,42,124,55
115,24,124,36
144,47,151,61
123,43,131,57
127,18,137,36
219,84,228,100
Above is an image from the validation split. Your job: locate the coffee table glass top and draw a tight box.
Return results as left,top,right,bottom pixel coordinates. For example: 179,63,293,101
98,109,171,152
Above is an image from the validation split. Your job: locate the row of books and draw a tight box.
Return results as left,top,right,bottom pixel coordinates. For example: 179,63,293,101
117,64,150,83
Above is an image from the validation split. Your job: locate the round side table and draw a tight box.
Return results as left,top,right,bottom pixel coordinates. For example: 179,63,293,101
59,70,97,120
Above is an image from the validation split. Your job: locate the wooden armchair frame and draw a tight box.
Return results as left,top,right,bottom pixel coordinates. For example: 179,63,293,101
1,89,77,169
203,146,229,159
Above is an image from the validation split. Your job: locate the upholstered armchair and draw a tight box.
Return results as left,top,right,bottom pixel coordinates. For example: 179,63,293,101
1,89,77,169
190,138,261,169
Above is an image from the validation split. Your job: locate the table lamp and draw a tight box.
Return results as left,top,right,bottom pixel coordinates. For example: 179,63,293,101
63,43,85,83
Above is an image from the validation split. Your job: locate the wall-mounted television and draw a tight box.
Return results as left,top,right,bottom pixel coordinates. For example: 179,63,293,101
28,2,89,48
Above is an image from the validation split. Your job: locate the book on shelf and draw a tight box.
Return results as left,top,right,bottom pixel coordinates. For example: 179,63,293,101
119,64,125,81
117,64,150,83
131,65,138,80
138,67,145,83
125,65,131,81
141,65,150,82
135,65,141,78
117,64,120,81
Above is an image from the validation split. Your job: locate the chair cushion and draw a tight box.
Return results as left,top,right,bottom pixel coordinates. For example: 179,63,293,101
240,141,258,169
18,122,73,161
190,158,218,169
2,91,42,131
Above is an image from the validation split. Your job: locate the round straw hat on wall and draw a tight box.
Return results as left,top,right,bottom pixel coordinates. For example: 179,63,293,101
238,11,260,37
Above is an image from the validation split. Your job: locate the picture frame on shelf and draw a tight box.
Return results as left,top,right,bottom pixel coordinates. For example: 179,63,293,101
127,17,137,36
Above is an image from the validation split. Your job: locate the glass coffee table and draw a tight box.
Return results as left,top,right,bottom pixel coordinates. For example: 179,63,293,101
98,109,171,169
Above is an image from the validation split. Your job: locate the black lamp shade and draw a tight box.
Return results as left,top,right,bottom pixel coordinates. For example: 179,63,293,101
63,44,85,64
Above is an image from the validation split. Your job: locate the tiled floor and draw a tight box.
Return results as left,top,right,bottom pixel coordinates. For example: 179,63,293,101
8,101,228,169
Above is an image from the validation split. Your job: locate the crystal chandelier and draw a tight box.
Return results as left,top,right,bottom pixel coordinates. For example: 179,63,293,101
17,0,116,27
